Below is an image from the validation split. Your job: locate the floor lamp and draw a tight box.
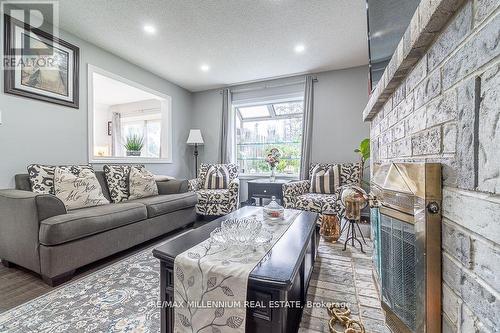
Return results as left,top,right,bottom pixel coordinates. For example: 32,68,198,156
187,129,204,178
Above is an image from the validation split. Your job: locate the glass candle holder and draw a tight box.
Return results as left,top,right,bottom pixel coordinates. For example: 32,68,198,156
320,211,341,242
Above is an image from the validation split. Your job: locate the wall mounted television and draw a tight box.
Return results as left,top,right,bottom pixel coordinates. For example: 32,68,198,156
367,0,421,92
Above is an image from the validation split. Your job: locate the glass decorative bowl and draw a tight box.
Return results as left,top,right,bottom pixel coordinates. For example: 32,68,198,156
209,216,274,249
210,217,266,248
254,229,273,247
263,196,285,220
221,217,262,243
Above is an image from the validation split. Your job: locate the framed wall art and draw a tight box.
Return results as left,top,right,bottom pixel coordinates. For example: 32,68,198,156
3,14,79,108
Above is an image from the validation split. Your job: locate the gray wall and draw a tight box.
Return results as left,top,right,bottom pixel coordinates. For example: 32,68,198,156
190,89,223,173
0,26,369,188
0,29,193,188
311,67,370,163
190,66,370,169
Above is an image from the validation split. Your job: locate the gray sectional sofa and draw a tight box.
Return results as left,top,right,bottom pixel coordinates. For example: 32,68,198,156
0,171,197,286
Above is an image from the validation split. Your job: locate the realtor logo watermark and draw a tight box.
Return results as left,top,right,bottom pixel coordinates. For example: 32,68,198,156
2,0,59,69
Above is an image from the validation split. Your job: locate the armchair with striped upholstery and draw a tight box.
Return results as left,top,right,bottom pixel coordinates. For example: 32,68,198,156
282,163,361,216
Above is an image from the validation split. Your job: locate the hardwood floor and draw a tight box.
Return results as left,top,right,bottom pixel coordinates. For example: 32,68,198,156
0,222,204,313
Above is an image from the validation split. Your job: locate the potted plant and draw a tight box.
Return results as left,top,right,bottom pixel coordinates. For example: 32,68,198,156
124,134,144,156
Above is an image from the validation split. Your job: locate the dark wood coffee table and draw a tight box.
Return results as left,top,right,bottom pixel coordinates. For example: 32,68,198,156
152,206,318,333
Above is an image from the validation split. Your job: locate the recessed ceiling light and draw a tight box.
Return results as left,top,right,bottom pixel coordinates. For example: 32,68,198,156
143,25,156,34
200,64,210,72
294,44,306,53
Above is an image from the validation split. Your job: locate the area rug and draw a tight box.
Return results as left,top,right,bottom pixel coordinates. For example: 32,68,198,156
0,248,162,333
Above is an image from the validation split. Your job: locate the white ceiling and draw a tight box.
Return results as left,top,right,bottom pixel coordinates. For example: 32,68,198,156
58,0,368,92
93,72,160,105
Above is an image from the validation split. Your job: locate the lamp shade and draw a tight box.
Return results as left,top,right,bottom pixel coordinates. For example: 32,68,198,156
187,129,204,145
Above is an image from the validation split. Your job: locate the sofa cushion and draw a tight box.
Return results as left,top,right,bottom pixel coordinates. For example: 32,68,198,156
204,165,230,189
15,174,32,191
129,166,158,200
196,189,230,204
131,192,197,218
27,164,92,195
295,192,341,214
54,167,109,210
103,165,132,203
94,171,111,202
39,202,147,246
310,164,340,194
198,163,238,187
308,163,361,187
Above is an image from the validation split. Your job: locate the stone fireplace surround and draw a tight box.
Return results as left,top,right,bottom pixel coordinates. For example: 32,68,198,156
363,0,499,331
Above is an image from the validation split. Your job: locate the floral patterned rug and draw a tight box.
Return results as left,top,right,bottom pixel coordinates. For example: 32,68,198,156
0,249,161,333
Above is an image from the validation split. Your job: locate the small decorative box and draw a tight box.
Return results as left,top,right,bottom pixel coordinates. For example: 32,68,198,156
263,196,284,220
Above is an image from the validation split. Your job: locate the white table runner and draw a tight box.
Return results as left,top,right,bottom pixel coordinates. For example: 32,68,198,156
173,209,300,333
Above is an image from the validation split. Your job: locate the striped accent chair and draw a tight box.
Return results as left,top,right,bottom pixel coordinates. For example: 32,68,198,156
188,163,239,216
282,162,361,216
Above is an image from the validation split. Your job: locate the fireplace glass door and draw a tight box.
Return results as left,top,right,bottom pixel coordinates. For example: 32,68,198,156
380,213,417,331
370,207,381,276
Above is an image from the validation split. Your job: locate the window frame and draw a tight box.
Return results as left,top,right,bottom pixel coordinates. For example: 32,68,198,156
87,64,173,164
235,100,303,122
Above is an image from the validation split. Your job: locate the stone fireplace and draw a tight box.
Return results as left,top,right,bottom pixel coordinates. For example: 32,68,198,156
363,0,500,331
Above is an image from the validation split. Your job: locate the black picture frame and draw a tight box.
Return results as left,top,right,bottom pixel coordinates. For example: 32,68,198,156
107,121,112,136
3,14,80,108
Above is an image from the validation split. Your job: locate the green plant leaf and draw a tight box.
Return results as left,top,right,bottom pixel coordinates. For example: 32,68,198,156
124,134,144,151
355,138,370,162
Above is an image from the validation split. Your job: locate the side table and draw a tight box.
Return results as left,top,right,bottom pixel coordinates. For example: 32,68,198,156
246,178,290,206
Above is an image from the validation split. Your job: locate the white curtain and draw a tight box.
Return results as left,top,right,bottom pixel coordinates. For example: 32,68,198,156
220,88,235,163
300,75,314,180
111,112,122,156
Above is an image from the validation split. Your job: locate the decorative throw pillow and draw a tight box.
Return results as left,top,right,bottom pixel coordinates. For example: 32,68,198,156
199,163,238,185
128,166,158,200
103,165,131,203
27,164,92,195
310,164,340,194
203,165,230,189
54,167,109,210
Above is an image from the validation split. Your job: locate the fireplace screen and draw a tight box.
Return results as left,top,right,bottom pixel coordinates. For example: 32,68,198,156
380,213,416,331
371,207,381,276
371,163,441,333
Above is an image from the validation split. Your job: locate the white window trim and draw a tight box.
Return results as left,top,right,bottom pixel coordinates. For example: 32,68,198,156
87,64,173,164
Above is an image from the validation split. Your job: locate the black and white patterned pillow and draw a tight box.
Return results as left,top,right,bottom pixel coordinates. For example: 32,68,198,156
309,164,340,194
204,165,229,189
103,165,145,203
340,163,362,185
103,165,131,203
128,166,158,200
27,164,92,195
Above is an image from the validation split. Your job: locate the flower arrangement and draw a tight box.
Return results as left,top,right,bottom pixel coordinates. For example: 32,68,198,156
265,148,281,168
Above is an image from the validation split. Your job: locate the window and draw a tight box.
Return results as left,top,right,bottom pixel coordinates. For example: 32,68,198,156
88,65,172,163
120,112,162,158
235,100,303,175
